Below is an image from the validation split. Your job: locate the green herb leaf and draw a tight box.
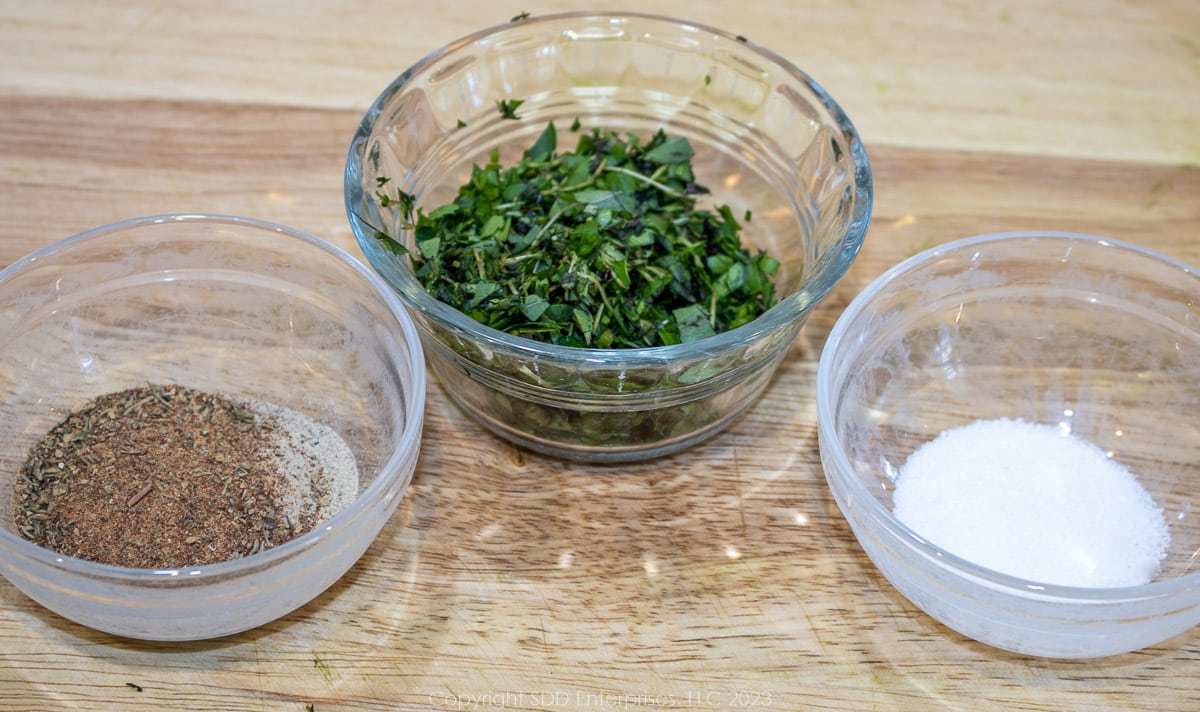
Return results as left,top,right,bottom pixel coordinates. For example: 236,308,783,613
396,189,416,223
426,203,458,221
572,307,594,343
673,304,716,343
572,189,628,211
525,121,556,162
416,236,440,260
521,294,550,321
466,281,500,309
641,137,695,165
497,99,525,120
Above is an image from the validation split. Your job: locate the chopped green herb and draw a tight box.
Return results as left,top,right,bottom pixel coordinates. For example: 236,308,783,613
735,34,748,42
374,120,778,348
456,119,468,128
496,99,525,120
511,11,530,21
705,74,712,86
395,190,417,226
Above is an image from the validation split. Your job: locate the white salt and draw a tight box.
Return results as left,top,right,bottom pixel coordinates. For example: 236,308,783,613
247,400,360,527
892,418,1170,588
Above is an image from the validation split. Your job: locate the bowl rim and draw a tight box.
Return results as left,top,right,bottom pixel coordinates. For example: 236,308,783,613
0,213,427,583
345,10,873,366
816,230,1200,602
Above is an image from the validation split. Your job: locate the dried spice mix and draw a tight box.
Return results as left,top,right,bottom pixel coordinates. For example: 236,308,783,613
12,384,357,569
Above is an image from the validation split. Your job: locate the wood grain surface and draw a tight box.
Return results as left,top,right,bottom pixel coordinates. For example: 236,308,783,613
1,1,1198,710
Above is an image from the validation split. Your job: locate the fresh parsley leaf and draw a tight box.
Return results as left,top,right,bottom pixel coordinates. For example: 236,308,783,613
497,99,525,120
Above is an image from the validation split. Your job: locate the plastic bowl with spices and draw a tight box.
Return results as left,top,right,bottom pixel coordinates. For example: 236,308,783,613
0,214,426,641
817,232,1200,658
346,12,871,462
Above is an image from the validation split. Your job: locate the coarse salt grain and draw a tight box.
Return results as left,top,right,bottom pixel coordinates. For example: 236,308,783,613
892,418,1170,588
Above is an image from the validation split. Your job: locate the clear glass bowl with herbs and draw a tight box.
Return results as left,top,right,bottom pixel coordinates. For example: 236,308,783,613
346,12,871,462
0,215,426,641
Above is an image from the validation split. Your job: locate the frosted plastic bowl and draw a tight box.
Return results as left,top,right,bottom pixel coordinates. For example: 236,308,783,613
817,232,1200,658
0,214,426,641
346,12,871,462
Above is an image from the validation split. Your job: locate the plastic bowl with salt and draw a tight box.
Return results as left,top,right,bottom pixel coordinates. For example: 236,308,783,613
817,231,1200,658
0,215,426,641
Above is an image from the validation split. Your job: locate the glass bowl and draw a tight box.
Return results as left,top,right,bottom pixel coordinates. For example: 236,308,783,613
817,231,1200,658
0,214,426,641
345,12,871,462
